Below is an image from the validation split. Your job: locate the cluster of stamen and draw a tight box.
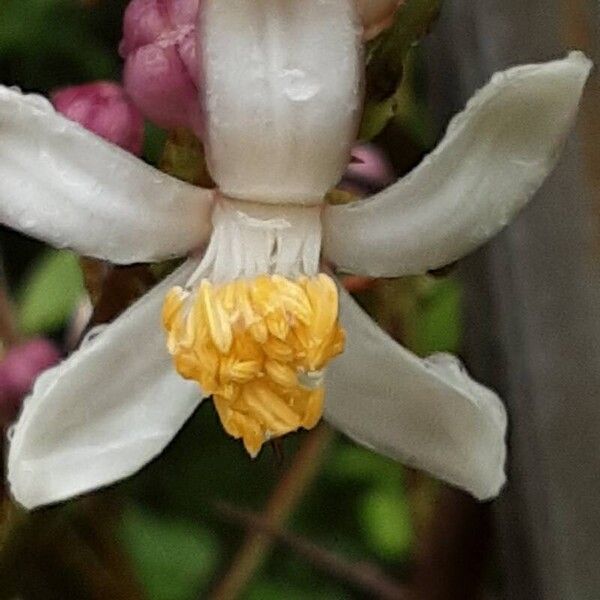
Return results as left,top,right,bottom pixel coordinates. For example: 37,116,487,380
162,273,345,456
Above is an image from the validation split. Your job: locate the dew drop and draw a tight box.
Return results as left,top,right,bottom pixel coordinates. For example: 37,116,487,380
280,69,320,102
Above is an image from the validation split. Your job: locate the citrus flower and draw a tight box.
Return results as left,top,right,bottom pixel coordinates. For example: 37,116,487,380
0,0,591,510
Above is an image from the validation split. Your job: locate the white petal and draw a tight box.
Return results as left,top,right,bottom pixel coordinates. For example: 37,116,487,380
324,286,507,500
8,259,202,509
323,52,592,276
0,86,214,264
200,0,363,204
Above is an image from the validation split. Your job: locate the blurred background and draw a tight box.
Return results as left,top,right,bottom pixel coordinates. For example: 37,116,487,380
0,1,597,599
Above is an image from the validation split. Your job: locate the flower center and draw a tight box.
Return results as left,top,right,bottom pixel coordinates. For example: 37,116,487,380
161,198,345,456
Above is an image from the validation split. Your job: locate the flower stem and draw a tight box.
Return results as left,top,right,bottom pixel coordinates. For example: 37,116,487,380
210,424,334,599
214,501,409,600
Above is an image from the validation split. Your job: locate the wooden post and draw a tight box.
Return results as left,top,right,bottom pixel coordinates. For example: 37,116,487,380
424,2,600,599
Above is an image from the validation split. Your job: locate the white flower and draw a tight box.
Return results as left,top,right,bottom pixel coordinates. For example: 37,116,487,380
0,0,591,510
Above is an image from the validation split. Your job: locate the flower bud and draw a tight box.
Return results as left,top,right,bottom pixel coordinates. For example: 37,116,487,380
120,0,203,138
52,82,145,155
0,339,61,424
340,144,395,196
356,0,403,40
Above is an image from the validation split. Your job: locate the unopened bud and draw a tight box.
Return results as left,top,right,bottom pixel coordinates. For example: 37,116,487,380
340,144,395,196
356,0,403,40
0,339,61,424
52,82,145,155
120,0,203,137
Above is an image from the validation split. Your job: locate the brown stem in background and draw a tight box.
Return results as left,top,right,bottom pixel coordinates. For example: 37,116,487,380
215,501,410,600
210,424,334,599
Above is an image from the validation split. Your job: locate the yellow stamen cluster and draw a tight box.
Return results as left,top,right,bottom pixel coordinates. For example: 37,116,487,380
162,274,345,456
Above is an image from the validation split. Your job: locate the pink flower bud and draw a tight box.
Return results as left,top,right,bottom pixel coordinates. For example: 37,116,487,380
120,0,203,138
0,339,61,424
340,144,396,196
52,82,145,156
357,0,404,40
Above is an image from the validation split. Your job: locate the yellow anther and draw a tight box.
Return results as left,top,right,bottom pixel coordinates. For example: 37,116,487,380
264,359,298,388
263,336,295,362
244,382,302,435
272,275,312,324
220,356,261,384
265,310,290,340
198,280,233,353
249,320,269,344
162,287,186,330
163,273,345,457
305,274,338,340
302,388,325,429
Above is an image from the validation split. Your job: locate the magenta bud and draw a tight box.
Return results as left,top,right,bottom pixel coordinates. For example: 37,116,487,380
119,0,170,56
341,144,396,196
0,339,61,424
52,82,145,156
120,0,203,137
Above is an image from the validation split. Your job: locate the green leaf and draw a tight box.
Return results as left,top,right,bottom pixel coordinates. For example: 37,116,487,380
17,250,84,335
325,444,401,486
360,487,413,560
119,504,220,600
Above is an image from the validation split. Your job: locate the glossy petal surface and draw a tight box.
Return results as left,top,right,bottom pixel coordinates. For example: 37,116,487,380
323,53,592,276
325,286,507,500
0,86,214,264
8,260,203,509
200,0,363,204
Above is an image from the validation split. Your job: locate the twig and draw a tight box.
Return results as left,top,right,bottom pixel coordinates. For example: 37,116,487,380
210,424,334,599
214,501,410,600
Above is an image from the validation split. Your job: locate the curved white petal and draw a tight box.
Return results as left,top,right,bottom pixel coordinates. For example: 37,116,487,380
324,287,507,500
323,52,592,276
200,0,363,204
0,86,214,264
8,259,203,509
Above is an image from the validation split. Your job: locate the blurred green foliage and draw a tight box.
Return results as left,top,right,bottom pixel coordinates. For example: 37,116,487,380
17,250,84,335
0,1,458,599
119,504,221,600
0,0,126,92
